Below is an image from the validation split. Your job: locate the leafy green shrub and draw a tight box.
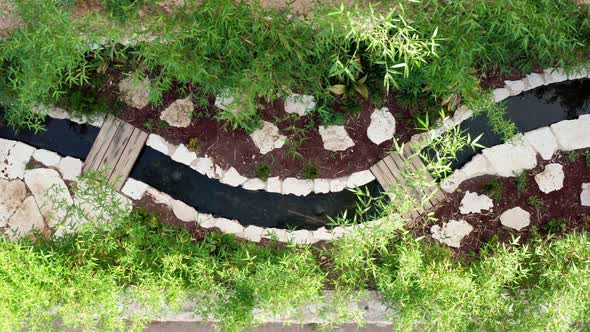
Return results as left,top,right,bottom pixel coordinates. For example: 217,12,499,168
543,218,567,235
255,162,271,181
303,164,320,180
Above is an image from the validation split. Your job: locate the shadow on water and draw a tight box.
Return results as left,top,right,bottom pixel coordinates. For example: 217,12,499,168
433,78,590,170
0,113,384,230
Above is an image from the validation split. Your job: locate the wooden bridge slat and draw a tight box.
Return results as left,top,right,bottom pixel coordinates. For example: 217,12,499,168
381,155,404,181
98,121,136,181
109,128,148,191
83,115,120,172
370,164,390,191
376,161,398,191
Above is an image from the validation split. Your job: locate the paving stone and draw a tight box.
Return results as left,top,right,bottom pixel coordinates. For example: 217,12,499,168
241,225,264,242
329,177,347,192
5,196,45,240
544,68,568,85
121,178,148,200
282,178,313,196
430,219,473,248
318,126,354,151
482,140,537,177
493,88,510,102
118,76,151,109
58,157,82,181
171,144,197,165
190,157,216,178
440,170,467,193
524,127,559,160
525,73,545,90
266,177,282,193
461,154,497,179
459,191,493,214
313,179,330,194
534,163,564,194
171,199,197,222
0,179,27,227
346,170,375,188
160,97,194,127
367,107,396,145
504,80,527,96
214,218,244,234
24,168,73,228
146,134,170,155
249,121,286,154
284,94,316,116
33,149,61,167
500,207,531,231
242,178,266,191
0,139,35,180
220,167,247,187
550,116,590,151
581,183,590,207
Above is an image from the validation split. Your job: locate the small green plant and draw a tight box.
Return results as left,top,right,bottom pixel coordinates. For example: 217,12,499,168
483,179,504,201
585,151,590,168
515,172,528,195
255,162,271,181
527,196,544,209
566,151,579,163
329,74,369,100
187,137,200,152
543,218,567,235
303,164,320,180
143,118,169,132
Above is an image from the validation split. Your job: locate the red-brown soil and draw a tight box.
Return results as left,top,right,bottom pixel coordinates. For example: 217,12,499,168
412,148,590,257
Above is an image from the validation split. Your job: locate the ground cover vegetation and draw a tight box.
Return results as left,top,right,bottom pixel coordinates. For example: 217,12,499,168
1,0,590,331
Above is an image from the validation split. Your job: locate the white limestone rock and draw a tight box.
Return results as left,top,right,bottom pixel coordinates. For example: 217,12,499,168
171,144,197,166
550,116,590,151
581,183,590,207
452,106,473,124
266,177,282,193
121,178,148,200
24,168,73,228
195,212,215,228
346,170,375,188
45,106,69,120
262,228,290,242
33,149,61,167
482,140,537,177
284,94,316,116
525,73,545,90
5,197,45,240
282,178,313,196
0,179,27,227
493,88,510,102
289,229,313,244
160,97,194,128
171,199,197,222
241,225,264,242
214,94,241,113
220,167,247,187
190,157,216,178
367,107,396,145
500,207,531,231
534,164,564,194
118,76,151,109
250,121,286,154
461,154,497,179
319,126,354,151
459,191,493,215
311,227,333,242
524,127,559,160
441,170,468,193
58,157,82,181
313,179,330,194
504,80,527,96
146,134,171,155
544,68,568,85
430,219,473,248
146,187,173,205
0,139,35,180
329,177,347,192
242,178,266,191
214,218,244,234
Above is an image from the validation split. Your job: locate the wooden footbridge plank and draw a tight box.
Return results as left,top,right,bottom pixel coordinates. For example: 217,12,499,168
83,115,148,191
370,144,446,220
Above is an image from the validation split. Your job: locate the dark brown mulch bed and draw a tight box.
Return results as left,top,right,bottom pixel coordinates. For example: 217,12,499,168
412,148,590,257
478,64,544,89
113,74,420,179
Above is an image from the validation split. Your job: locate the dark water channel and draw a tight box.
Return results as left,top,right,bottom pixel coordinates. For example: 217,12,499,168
442,78,590,169
0,113,382,229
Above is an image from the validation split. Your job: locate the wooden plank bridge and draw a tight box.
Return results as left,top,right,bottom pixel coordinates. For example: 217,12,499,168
83,115,148,191
370,144,446,219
